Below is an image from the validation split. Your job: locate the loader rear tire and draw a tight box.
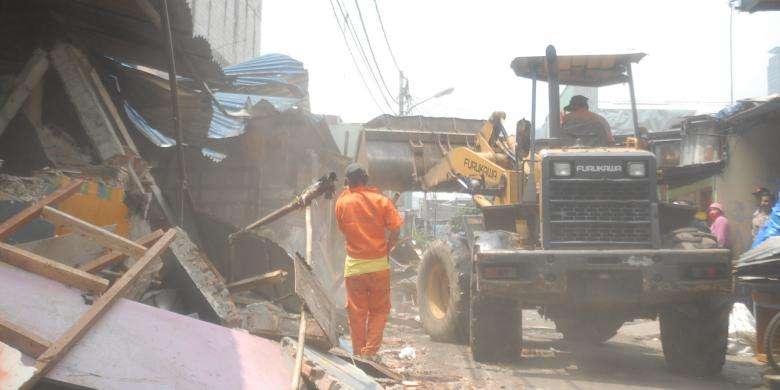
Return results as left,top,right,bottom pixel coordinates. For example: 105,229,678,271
469,291,522,363
417,238,471,344
659,299,730,377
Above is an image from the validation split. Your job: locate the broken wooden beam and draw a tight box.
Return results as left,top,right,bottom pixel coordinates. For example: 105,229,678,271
40,206,147,257
0,242,109,294
49,43,124,161
168,228,240,326
0,49,49,137
20,229,177,390
227,269,287,294
78,229,165,273
0,179,83,241
0,318,51,358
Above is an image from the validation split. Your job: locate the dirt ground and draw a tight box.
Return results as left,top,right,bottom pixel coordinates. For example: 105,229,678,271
377,308,766,389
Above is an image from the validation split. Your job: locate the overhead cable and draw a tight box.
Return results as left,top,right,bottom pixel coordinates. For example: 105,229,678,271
335,0,396,110
353,0,398,103
328,0,389,114
372,0,401,73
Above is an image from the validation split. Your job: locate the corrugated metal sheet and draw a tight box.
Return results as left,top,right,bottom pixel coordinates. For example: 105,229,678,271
116,51,316,141
124,101,226,163
209,53,310,138
210,92,304,138
716,95,780,126
223,53,308,99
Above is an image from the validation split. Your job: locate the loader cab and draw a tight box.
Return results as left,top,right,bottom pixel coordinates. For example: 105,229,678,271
511,47,658,249
510,46,647,152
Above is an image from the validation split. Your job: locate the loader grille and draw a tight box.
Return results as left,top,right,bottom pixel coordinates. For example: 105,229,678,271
543,159,656,247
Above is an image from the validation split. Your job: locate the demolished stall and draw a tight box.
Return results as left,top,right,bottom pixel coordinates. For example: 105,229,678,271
0,2,376,388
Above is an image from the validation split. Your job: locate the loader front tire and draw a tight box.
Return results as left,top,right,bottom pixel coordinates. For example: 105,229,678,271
417,238,470,344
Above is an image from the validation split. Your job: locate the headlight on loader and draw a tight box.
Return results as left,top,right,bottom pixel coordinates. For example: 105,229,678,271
553,162,572,177
627,162,646,177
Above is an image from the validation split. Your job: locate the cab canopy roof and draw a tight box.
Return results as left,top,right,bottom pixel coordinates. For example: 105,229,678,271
510,53,646,87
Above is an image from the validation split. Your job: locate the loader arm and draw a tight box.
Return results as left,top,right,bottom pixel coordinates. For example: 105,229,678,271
356,113,520,206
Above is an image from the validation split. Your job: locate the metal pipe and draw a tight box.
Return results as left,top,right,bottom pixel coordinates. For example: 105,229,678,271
626,62,641,140
545,45,560,139
530,76,537,158
160,0,186,225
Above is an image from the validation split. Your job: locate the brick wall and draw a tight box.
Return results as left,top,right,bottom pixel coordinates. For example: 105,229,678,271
188,0,262,66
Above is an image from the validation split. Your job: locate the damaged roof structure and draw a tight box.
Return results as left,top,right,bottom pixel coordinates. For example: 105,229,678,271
658,94,780,256
0,1,382,389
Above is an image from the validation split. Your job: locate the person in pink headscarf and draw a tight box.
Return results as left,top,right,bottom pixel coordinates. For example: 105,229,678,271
707,203,731,249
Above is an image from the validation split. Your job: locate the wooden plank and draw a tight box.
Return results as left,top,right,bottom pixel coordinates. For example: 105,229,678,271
293,252,340,348
0,49,49,137
0,317,51,358
0,179,83,241
40,206,147,257
20,229,178,390
75,48,139,154
0,242,109,294
227,269,287,294
78,229,164,273
0,256,291,389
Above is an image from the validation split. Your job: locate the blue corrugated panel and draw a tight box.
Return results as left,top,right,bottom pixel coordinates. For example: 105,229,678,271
124,101,226,162
209,92,303,138
223,53,308,99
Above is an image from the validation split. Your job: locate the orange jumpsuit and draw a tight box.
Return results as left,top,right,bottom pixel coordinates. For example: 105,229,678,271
335,185,403,356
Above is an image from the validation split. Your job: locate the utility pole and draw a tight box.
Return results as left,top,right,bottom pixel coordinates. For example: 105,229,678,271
398,71,409,116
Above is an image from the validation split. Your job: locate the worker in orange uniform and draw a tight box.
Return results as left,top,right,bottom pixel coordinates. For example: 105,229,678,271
335,163,403,358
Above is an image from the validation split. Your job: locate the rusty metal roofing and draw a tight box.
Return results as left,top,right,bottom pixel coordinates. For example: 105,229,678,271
511,53,646,87
61,0,224,79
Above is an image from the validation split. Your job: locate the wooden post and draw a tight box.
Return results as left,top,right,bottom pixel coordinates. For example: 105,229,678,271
19,229,177,390
291,205,314,389
0,49,49,137
226,270,287,294
290,304,307,390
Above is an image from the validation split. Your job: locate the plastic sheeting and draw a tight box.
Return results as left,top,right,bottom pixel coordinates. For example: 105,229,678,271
752,192,780,249
728,302,756,356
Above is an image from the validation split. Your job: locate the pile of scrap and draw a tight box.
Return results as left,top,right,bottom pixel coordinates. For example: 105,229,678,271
735,236,780,277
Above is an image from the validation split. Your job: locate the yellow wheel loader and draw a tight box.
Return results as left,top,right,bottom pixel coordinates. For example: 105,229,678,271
355,46,731,376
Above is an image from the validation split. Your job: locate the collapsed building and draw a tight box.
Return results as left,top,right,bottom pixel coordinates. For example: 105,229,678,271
0,1,365,388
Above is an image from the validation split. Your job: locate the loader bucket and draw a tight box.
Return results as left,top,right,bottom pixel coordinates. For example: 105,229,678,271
355,128,477,192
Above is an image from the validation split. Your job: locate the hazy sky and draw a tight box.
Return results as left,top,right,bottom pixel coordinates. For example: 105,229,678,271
261,1,780,124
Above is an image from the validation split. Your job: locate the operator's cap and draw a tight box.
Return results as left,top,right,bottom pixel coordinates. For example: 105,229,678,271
752,187,771,197
708,202,724,213
345,162,368,181
564,95,588,112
